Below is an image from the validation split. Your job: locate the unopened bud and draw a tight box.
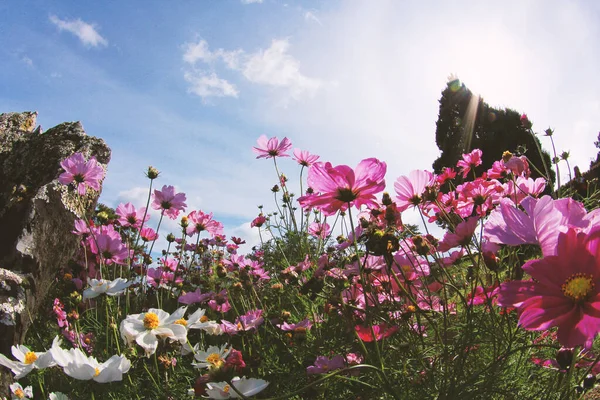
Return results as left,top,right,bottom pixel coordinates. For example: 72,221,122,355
146,166,160,180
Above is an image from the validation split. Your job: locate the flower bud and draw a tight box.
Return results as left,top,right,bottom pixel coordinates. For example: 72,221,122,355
146,166,160,180
166,233,176,243
556,347,574,370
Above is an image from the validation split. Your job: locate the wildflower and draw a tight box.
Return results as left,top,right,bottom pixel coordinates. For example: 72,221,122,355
497,228,600,348
192,344,231,370
250,214,267,228
277,318,312,332
252,135,292,159
306,355,345,374
9,382,33,399
355,323,399,342
151,185,187,219
520,114,532,129
50,337,131,382
292,149,320,167
205,377,269,399
298,158,387,215
0,342,55,379
308,222,331,239
139,226,158,241
48,393,69,400
145,166,160,179
436,167,457,185
58,153,105,195
82,278,132,299
186,210,224,237
456,149,483,178
89,231,130,265
178,288,212,305
394,170,436,212
120,307,188,356
115,203,149,228
437,217,479,252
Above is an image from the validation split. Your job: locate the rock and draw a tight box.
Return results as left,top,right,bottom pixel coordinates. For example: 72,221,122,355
0,112,110,394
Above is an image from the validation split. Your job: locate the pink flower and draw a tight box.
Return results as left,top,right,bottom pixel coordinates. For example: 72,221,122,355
178,288,212,305
58,153,105,195
152,185,187,219
277,318,312,331
116,203,149,229
520,114,532,129
306,355,345,375
456,149,483,178
236,309,264,331
437,217,479,252
186,210,223,237
298,158,387,215
252,135,292,159
436,167,457,185
394,170,435,212
250,214,267,228
90,232,130,265
292,149,320,167
497,228,600,348
308,222,331,239
355,323,398,342
140,227,158,242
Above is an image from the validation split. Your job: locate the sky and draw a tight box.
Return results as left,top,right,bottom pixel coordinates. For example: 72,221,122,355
2,0,600,250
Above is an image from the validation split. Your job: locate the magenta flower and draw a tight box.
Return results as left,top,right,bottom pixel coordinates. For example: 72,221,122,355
298,158,387,215
58,153,105,195
306,355,345,375
394,170,435,212
186,210,223,237
252,135,292,159
116,203,149,229
152,185,187,219
250,214,267,228
292,149,320,167
178,288,212,305
497,228,600,348
140,227,158,242
90,233,130,265
456,149,483,178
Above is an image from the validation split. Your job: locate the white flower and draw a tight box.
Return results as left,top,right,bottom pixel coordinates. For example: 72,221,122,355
50,337,131,382
192,344,231,369
205,377,269,399
83,278,132,299
0,342,55,379
9,382,33,399
48,393,69,400
120,307,188,357
186,308,222,335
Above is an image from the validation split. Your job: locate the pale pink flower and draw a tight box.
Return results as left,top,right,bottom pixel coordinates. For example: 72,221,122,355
252,135,292,159
293,149,320,167
186,210,223,237
308,222,331,239
116,203,149,229
152,185,187,219
394,170,436,212
437,217,479,252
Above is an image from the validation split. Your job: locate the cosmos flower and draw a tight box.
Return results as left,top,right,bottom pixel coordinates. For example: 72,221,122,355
186,210,224,237
292,149,320,167
205,377,269,399
82,278,132,299
394,170,435,212
456,148,483,178
115,202,149,229
306,355,345,374
151,185,187,219
9,382,33,399
0,342,55,379
58,153,105,195
497,228,600,348
252,135,292,159
299,158,386,215
192,344,231,370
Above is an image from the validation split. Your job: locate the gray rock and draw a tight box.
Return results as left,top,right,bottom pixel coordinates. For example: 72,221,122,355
0,112,110,394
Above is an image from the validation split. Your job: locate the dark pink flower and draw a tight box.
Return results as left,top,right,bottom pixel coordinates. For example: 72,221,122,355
250,214,267,228
436,167,457,185
457,149,483,178
152,185,187,219
90,232,130,265
252,135,292,159
298,158,387,215
394,170,435,212
497,228,600,348
293,149,320,167
116,202,149,228
58,153,105,195
140,227,158,242
355,323,398,342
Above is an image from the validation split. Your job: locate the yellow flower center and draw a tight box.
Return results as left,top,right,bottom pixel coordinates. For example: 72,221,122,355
206,353,223,367
94,367,101,377
223,384,230,394
562,273,595,303
24,351,38,364
200,315,209,323
14,388,25,398
236,322,243,330
174,318,187,326
143,312,160,330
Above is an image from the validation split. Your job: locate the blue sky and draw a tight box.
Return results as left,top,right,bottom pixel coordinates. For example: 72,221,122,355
2,0,600,249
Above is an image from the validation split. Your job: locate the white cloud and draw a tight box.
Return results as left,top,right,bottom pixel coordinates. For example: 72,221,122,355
21,56,33,67
304,11,322,26
184,70,239,99
49,15,108,47
241,0,263,4
182,38,321,101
